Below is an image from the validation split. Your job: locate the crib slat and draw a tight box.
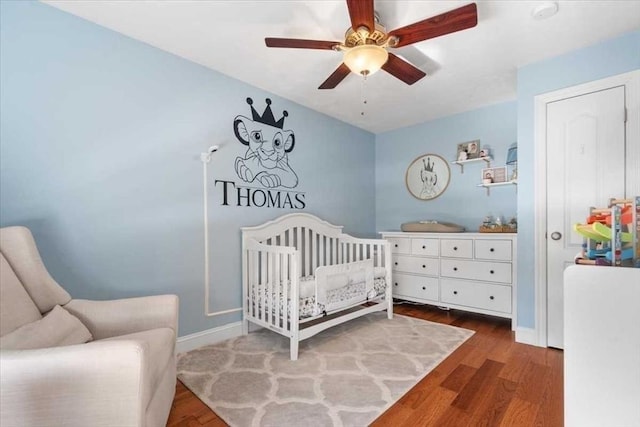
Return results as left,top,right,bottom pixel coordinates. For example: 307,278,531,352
261,251,267,322
274,252,281,327
311,231,316,272
305,228,311,277
296,227,302,275
290,256,299,335
247,250,253,318
254,251,258,318
282,254,288,330
251,250,257,319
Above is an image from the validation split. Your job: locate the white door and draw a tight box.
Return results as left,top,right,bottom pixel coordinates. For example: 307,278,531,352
546,86,626,349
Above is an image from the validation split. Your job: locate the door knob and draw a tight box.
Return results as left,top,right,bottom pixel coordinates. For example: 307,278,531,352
550,231,562,240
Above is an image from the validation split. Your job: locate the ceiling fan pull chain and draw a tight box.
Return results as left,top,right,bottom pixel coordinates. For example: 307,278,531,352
361,74,368,116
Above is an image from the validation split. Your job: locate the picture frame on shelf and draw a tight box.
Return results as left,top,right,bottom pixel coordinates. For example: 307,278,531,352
481,166,507,184
456,139,481,161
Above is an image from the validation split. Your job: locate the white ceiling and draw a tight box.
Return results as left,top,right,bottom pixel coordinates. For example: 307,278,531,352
44,1,640,134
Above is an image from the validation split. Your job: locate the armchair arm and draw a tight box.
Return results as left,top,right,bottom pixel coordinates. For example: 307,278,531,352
64,294,178,340
0,340,148,427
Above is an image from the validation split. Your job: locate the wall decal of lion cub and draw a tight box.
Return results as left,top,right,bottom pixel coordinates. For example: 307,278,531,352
233,98,298,189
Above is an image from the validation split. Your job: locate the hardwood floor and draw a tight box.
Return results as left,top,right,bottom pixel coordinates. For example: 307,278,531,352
167,303,563,427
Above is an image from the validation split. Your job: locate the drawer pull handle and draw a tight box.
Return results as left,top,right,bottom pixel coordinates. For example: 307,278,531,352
453,291,458,295
394,282,398,287
394,244,398,248
453,246,458,251
490,296,495,300
490,270,495,274
422,286,426,290
422,264,426,268
453,267,458,271
490,248,495,252
422,245,426,249
394,262,398,266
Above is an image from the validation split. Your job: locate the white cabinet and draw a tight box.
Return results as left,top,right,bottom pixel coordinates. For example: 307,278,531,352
564,265,640,427
380,232,517,328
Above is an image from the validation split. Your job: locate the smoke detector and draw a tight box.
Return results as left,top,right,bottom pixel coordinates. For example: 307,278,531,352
532,2,559,20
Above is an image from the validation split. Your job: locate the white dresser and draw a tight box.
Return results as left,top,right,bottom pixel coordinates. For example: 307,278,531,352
380,232,517,328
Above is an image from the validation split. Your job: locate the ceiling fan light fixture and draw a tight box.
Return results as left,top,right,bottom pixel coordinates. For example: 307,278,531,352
343,44,388,76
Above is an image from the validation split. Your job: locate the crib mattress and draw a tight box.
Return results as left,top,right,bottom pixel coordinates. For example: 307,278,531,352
252,277,387,319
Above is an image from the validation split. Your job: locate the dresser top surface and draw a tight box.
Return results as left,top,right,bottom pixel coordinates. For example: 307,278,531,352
380,231,517,239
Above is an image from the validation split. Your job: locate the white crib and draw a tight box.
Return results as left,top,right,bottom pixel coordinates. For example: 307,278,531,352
241,213,393,360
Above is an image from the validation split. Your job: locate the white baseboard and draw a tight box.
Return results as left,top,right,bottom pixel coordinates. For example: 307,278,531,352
515,326,539,346
176,321,243,354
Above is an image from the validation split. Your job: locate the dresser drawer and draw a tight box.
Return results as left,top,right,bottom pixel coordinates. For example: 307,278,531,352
393,255,439,276
392,273,439,302
411,238,439,257
441,279,512,314
475,239,512,261
387,237,411,254
440,259,512,284
440,239,473,258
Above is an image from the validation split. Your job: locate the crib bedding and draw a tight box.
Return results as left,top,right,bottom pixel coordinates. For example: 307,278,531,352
252,276,387,319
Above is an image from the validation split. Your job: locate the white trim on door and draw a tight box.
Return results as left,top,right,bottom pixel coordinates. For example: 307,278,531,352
533,69,640,347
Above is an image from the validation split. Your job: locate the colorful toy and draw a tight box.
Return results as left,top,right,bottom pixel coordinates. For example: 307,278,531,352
573,197,639,267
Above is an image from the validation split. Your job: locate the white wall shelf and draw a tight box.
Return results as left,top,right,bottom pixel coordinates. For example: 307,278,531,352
477,180,518,196
451,157,491,173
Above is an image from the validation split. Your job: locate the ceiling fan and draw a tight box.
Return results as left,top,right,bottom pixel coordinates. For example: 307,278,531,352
265,0,478,89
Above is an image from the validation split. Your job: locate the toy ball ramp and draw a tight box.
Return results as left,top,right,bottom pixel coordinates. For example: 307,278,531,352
574,222,632,243
587,205,633,225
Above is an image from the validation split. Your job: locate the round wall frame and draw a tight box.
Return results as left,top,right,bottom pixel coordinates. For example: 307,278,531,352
405,153,451,201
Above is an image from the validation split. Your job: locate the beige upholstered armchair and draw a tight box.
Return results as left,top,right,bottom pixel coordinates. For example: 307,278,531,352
0,226,179,427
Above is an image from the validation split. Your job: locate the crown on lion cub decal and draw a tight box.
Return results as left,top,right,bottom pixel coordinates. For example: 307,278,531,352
246,97,288,129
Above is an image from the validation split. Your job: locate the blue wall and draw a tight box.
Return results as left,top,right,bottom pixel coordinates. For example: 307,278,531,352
0,1,376,336
375,101,517,232
516,30,640,328
3,2,638,337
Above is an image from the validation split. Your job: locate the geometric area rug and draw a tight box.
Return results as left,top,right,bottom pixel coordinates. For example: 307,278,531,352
177,312,474,427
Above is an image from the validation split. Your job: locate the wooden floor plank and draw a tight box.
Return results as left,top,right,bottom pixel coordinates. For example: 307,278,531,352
403,386,458,427
473,377,518,427
168,303,564,427
452,359,504,412
534,348,564,426
515,360,551,404
500,397,541,426
440,364,477,393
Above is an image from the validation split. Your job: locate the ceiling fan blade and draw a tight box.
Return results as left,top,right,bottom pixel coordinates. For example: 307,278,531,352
346,0,375,32
319,63,351,90
265,38,340,50
388,3,478,48
382,53,426,85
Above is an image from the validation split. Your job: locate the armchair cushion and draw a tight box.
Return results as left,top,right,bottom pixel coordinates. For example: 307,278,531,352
0,226,71,312
1,305,92,350
0,253,42,336
64,295,179,340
